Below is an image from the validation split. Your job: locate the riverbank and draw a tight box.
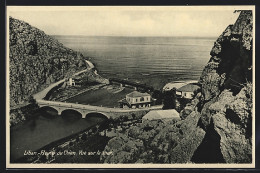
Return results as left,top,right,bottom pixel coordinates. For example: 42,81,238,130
13,115,112,163
9,103,39,127
12,114,107,163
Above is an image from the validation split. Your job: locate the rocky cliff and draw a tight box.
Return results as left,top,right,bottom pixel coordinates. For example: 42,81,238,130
196,10,253,163
100,10,253,163
9,17,88,108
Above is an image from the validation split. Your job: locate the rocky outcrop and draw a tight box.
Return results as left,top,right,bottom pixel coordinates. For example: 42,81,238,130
199,10,252,102
100,10,253,164
210,84,252,163
9,17,88,108
195,11,253,163
179,92,201,120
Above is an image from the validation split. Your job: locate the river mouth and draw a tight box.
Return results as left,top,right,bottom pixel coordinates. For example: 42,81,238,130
10,108,107,162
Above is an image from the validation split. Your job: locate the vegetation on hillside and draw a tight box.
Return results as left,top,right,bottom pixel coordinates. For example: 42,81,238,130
9,17,87,107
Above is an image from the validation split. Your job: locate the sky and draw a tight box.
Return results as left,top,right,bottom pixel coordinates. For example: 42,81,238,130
7,6,253,37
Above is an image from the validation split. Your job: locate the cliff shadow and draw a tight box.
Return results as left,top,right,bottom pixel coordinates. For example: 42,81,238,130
191,118,225,163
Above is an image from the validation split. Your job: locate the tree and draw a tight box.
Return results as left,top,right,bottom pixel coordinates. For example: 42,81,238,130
81,133,87,140
28,95,36,104
152,90,163,105
162,89,177,110
92,126,97,133
123,115,129,122
131,113,136,120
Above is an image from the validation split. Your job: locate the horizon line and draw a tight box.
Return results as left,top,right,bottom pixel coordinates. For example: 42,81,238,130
51,34,218,38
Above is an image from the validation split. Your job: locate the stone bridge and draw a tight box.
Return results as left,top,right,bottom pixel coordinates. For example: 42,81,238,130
37,99,162,119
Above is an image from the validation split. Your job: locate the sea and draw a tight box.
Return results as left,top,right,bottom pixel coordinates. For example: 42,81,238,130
54,36,216,89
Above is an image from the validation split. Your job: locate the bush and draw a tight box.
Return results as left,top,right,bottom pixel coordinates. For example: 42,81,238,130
92,126,97,133
123,115,129,121
131,113,136,120
81,133,87,140
39,155,47,162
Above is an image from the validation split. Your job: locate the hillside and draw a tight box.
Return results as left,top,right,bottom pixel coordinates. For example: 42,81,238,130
100,10,253,163
9,17,87,108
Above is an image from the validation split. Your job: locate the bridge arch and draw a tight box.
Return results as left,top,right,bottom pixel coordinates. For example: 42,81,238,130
38,106,59,114
60,109,83,119
84,112,110,119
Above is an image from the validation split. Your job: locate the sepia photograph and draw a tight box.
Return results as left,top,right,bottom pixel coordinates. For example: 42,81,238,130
6,6,255,168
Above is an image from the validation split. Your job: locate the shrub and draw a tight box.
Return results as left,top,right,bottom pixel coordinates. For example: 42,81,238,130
81,133,87,140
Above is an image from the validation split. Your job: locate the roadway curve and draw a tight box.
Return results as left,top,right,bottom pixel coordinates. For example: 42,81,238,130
33,69,88,100
33,60,93,100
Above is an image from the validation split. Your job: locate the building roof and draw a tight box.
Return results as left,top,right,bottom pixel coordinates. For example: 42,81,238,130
163,82,186,91
126,91,150,98
142,109,180,120
163,80,198,91
177,83,200,92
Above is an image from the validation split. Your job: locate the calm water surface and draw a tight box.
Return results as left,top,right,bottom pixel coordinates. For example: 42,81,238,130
54,36,216,89
11,110,106,161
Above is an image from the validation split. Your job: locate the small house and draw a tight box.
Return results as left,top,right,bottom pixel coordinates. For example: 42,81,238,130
68,77,83,86
68,78,75,86
176,83,200,99
118,91,152,109
142,109,180,123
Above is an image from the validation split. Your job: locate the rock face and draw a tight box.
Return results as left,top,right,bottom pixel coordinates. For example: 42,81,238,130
9,17,88,108
100,10,253,163
199,10,252,102
195,11,253,163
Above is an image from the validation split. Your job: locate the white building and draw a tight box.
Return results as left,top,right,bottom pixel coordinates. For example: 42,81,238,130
163,80,198,91
68,78,75,86
176,83,200,99
119,91,152,109
142,109,180,122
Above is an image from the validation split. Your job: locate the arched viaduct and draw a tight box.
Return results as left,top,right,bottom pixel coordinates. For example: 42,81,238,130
37,99,162,119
